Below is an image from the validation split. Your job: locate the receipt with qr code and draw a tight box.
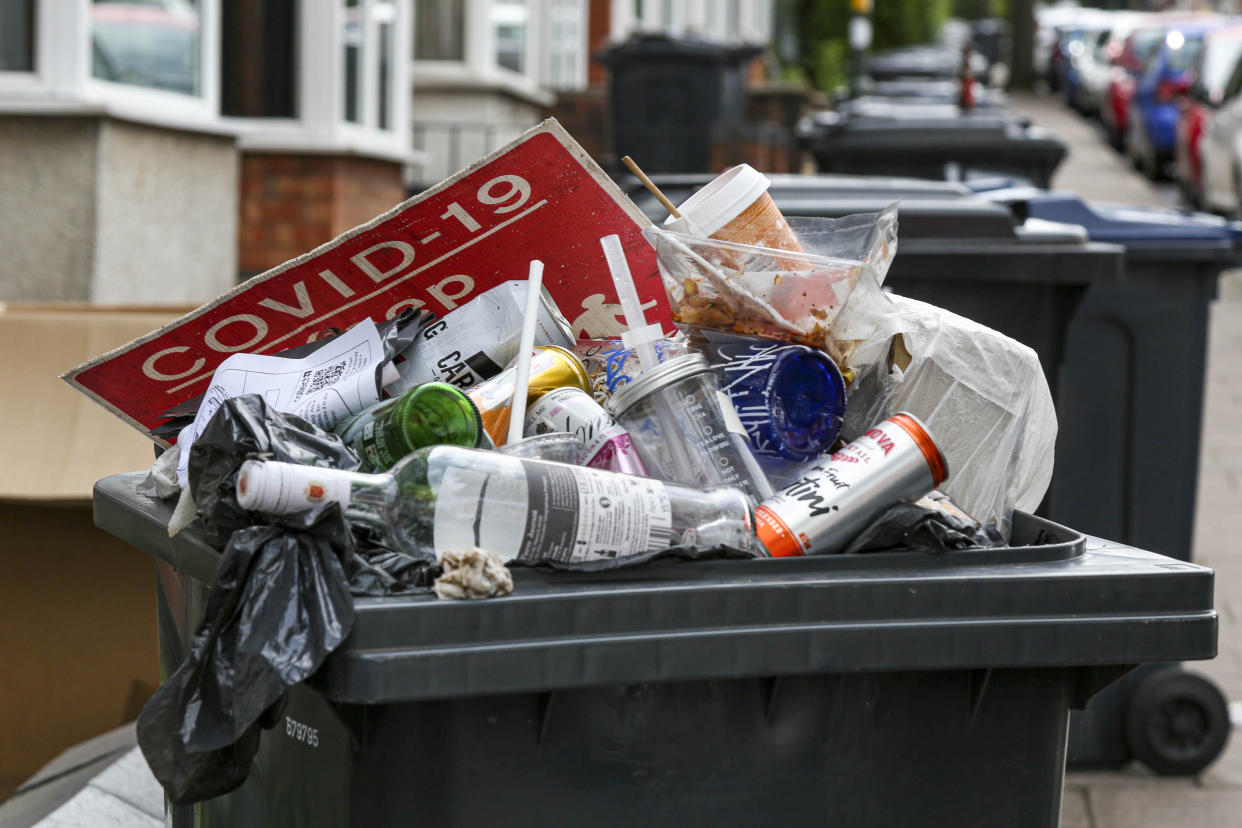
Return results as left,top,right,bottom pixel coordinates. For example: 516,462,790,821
175,319,384,485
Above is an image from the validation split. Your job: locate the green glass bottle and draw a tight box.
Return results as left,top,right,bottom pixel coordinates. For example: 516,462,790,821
333,382,483,471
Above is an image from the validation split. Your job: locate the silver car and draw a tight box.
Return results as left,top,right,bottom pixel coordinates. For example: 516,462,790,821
1196,28,1242,213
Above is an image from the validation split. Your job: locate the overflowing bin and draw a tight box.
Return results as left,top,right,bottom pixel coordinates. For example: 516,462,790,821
95,472,1216,827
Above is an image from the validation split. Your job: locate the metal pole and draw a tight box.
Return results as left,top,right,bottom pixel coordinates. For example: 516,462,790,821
848,0,873,99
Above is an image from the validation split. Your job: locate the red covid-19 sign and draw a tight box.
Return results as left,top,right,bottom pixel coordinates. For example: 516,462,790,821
63,120,668,441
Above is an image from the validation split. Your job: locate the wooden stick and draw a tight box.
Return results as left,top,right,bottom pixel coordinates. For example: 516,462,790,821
621,155,682,219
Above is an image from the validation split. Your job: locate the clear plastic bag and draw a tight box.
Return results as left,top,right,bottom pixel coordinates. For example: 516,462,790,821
643,205,898,360
835,291,1057,537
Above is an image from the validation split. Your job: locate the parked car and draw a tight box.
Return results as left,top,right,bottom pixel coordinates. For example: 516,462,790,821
1052,12,1114,99
1128,19,1230,180
1103,18,1184,150
1038,5,1108,91
1176,26,1242,208
1195,40,1242,214
1076,13,1151,119
1068,25,1117,114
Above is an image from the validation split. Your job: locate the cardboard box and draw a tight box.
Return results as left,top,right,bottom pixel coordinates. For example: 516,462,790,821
0,304,190,798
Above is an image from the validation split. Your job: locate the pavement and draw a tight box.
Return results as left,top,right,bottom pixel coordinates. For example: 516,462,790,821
1010,93,1242,828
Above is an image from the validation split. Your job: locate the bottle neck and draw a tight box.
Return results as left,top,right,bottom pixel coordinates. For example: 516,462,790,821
237,460,379,514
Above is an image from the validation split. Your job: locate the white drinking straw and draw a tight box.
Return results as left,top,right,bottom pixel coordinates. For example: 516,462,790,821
507,259,545,445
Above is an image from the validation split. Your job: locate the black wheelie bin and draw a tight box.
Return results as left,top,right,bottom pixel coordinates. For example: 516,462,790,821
624,173,1233,774
989,190,1242,773
94,471,1216,827
798,110,1067,187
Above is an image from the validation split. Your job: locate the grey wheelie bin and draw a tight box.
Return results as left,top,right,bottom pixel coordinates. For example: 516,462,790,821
798,111,1067,187
95,471,1216,827
624,173,1234,774
596,34,761,174
993,191,1242,772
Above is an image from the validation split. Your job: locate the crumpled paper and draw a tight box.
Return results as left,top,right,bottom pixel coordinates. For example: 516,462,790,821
434,547,514,600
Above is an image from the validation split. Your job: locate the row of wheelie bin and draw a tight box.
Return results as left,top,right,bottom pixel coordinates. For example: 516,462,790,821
799,44,1067,187
623,172,1237,777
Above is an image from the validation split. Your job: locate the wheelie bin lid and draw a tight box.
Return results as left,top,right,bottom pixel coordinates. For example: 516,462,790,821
984,191,1242,261
617,173,1122,284
93,472,1216,705
867,46,964,80
594,32,762,65
859,79,1009,107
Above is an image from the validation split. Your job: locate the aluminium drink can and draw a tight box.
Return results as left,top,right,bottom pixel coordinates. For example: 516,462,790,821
754,412,949,557
524,386,648,475
466,345,591,446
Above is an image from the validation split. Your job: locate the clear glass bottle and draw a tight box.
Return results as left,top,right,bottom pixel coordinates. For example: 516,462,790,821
333,382,483,471
237,446,757,566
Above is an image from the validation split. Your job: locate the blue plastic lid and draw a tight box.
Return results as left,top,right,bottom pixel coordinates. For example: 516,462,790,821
1017,193,1242,246
709,338,846,462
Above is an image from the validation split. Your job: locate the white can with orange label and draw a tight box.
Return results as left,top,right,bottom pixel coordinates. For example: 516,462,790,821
754,412,949,557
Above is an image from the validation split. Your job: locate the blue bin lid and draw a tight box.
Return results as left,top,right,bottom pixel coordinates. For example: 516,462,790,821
1013,193,1242,250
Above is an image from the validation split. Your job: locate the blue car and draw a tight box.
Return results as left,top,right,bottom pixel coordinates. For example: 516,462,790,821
1129,18,1231,179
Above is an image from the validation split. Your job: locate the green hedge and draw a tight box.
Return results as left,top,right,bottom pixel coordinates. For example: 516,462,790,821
787,0,958,92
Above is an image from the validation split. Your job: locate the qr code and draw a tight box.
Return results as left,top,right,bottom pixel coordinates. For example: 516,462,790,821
305,360,347,395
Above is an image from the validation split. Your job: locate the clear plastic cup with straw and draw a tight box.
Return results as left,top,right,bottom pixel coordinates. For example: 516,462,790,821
599,234,773,503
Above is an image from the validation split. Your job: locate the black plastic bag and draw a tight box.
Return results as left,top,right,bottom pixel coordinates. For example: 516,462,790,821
188,395,439,594
844,496,1006,555
137,519,354,805
187,395,362,549
137,396,440,804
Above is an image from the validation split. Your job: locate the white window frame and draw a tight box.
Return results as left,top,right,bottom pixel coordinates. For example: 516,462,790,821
84,0,221,127
0,0,413,163
0,0,46,96
236,0,414,163
412,0,552,106
0,0,222,133
536,0,587,91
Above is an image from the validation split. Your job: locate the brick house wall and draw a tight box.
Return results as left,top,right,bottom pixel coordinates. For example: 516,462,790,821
239,153,406,277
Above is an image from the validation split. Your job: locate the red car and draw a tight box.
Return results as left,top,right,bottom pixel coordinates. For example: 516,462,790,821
1177,26,1242,206
1103,19,1191,150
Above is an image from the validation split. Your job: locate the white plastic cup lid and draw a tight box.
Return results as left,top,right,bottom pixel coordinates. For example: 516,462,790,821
663,164,771,237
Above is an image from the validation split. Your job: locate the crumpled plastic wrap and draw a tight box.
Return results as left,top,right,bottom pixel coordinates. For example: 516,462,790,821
643,206,898,362
844,491,1006,554
835,291,1057,536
